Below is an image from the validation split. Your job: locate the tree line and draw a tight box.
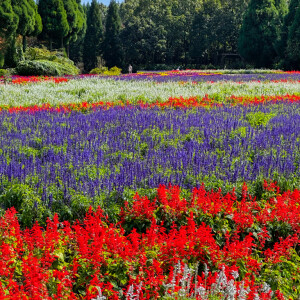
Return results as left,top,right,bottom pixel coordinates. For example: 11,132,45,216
1,0,300,72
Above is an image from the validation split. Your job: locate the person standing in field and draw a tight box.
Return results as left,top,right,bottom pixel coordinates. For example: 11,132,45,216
128,64,133,74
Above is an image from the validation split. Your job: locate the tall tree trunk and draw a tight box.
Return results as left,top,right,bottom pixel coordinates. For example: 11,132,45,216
66,42,70,58
61,36,64,49
22,36,27,53
49,37,53,51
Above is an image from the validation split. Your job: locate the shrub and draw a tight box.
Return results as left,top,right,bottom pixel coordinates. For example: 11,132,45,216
0,52,4,68
0,69,8,76
89,66,121,75
15,47,80,76
105,66,122,75
0,184,49,228
245,111,277,128
25,47,73,66
89,66,108,74
16,60,60,76
16,60,79,76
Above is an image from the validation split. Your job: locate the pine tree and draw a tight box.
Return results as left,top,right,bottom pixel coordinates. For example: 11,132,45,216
11,0,42,51
286,4,300,68
277,0,299,60
27,0,43,39
238,0,281,67
63,0,85,57
38,0,69,50
83,0,103,72
0,0,18,38
69,0,87,63
103,0,123,69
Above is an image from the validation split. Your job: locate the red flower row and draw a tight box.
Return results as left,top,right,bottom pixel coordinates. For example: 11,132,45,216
0,181,297,299
0,94,300,114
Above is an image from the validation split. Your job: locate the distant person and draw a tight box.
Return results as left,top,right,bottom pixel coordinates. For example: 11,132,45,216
128,64,133,74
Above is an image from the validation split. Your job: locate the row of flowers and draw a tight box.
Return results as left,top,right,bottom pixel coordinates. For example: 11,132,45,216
0,181,297,299
0,94,299,113
1,76,69,84
2,71,300,84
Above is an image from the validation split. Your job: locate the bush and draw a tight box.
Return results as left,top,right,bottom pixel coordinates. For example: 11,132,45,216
89,66,108,74
89,66,121,76
0,69,8,77
15,47,80,76
16,60,60,76
0,52,4,68
25,47,74,66
16,60,79,76
0,184,49,228
105,66,122,75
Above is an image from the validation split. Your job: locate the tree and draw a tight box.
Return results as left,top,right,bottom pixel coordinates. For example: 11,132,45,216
120,0,170,67
62,0,85,57
38,0,69,50
69,0,87,63
238,0,281,67
0,0,18,39
286,4,300,68
165,0,202,65
190,0,223,65
103,0,123,68
83,0,103,72
277,0,299,61
0,0,18,67
11,0,42,51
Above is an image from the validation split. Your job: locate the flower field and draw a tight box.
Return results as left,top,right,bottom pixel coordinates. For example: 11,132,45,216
0,71,300,299
3,71,300,107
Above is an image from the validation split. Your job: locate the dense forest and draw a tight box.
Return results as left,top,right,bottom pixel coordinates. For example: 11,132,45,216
1,0,300,72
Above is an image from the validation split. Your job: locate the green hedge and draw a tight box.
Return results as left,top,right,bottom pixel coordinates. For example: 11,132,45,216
16,60,79,76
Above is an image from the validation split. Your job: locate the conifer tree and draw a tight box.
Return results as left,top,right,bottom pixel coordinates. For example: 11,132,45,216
0,0,18,38
11,0,42,51
286,4,300,68
83,0,103,72
63,0,85,57
38,0,69,50
103,0,123,68
277,0,299,60
69,0,87,63
238,0,281,67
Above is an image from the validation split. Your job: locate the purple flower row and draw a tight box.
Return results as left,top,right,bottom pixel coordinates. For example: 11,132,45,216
0,103,299,206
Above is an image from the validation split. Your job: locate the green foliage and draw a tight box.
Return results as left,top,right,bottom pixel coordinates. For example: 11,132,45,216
62,0,85,56
16,59,79,76
38,0,69,49
238,0,282,67
83,0,104,72
103,0,123,69
104,66,121,75
260,250,300,297
230,126,247,139
16,60,59,76
15,47,80,75
0,0,19,38
89,66,107,74
245,111,276,128
24,47,77,67
0,52,4,68
0,69,9,76
11,0,42,51
89,66,121,75
4,38,22,68
277,0,299,64
286,4,300,68
0,184,49,228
